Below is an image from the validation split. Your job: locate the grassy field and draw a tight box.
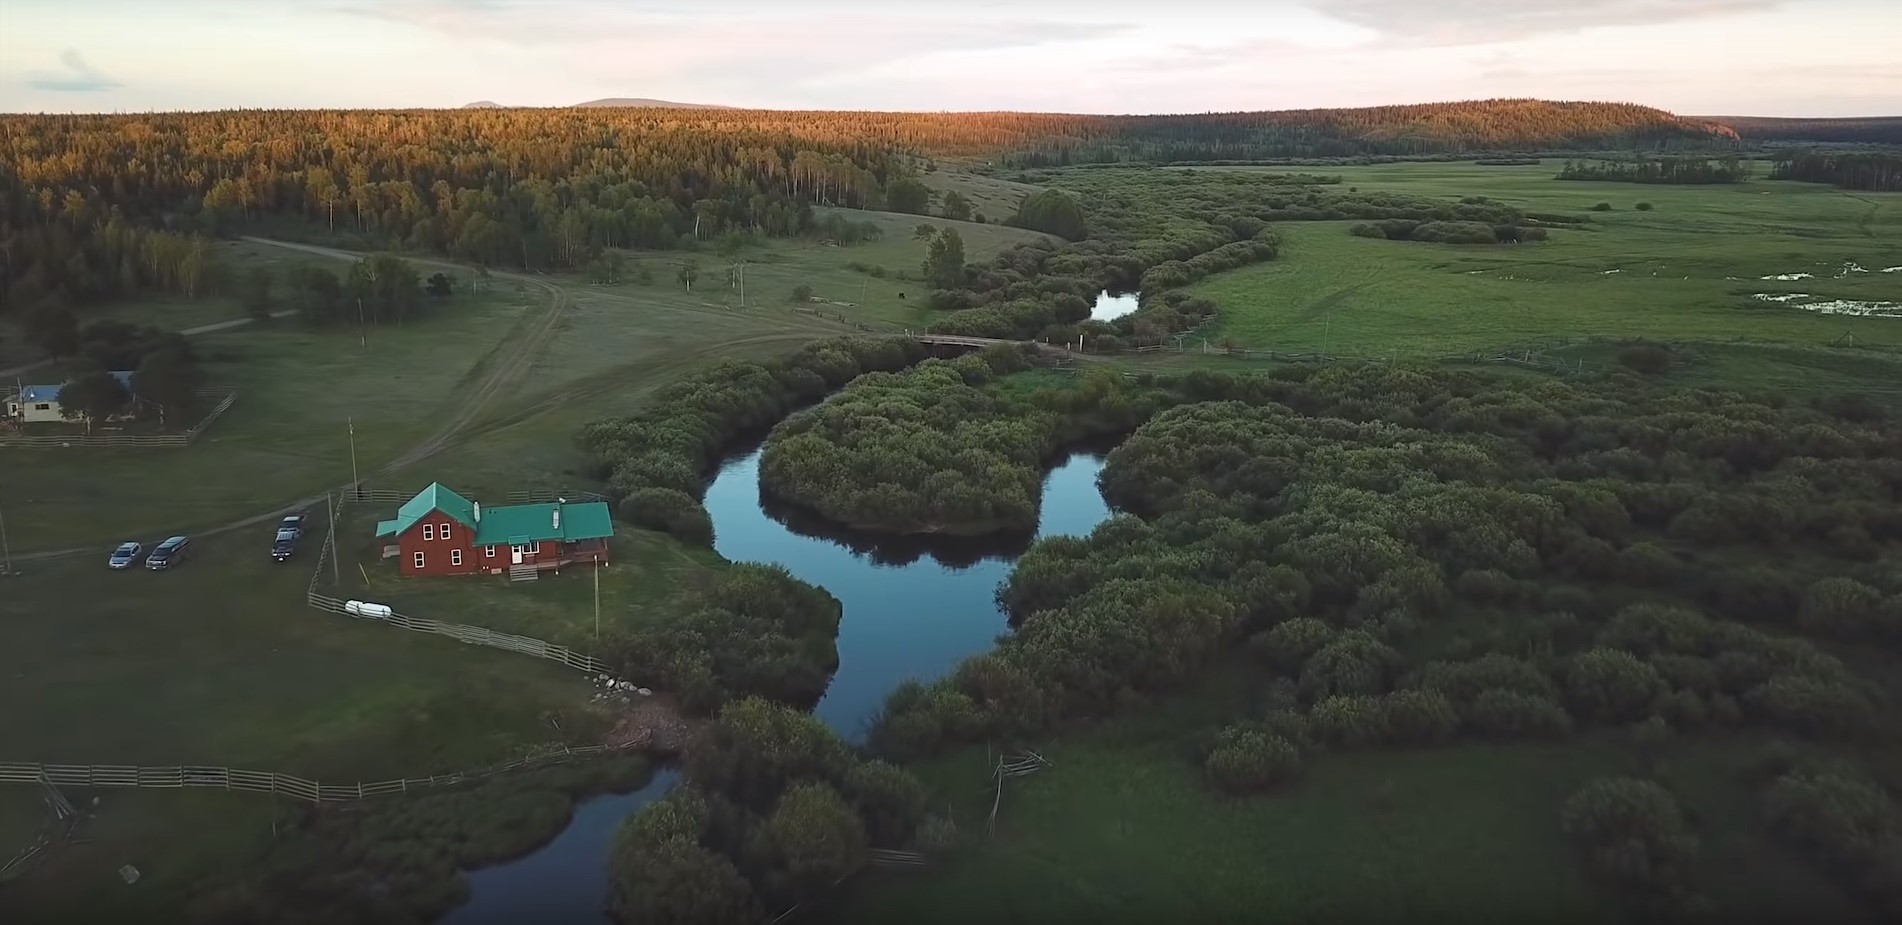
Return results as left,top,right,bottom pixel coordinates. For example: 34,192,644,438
832,665,1873,925
1185,162,1902,361
0,230,905,916
0,510,611,916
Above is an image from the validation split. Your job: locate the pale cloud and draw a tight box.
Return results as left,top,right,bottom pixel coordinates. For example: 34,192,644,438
0,0,1896,115
25,48,122,92
1301,0,1784,45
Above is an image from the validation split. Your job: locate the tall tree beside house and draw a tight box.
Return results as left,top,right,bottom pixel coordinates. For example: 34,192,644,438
131,348,203,427
345,254,423,325
57,369,129,433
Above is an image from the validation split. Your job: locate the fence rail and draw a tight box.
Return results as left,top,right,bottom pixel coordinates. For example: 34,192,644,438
0,388,239,448
0,742,640,805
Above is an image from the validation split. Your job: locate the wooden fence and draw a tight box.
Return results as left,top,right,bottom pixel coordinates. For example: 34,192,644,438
0,741,641,805
0,388,239,448
305,495,612,675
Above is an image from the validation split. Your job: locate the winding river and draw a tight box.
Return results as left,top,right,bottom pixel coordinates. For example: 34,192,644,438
445,443,1114,923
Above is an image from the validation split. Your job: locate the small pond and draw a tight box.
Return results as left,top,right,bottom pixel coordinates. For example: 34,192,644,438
444,442,1116,922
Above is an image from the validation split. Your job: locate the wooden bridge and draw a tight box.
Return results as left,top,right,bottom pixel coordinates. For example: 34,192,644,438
907,333,1069,355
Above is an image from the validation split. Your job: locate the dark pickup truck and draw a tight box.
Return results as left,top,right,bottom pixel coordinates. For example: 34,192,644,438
272,512,308,561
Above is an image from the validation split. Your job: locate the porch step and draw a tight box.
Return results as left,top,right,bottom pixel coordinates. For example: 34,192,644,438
508,564,540,582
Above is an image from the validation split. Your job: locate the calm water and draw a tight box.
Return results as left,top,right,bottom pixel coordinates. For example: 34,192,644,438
1091,289,1141,321
444,445,1113,923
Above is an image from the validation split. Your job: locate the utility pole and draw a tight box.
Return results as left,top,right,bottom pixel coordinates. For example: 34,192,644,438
738,260,746,308
356,297,366,349
347,417,361,501
593,562,601,645
0,497,13,575
327,491,340,586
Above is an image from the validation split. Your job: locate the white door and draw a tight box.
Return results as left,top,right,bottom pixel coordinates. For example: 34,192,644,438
511,545,523,564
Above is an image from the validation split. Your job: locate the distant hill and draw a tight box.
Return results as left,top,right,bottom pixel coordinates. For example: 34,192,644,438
460,98,732,110
1696,115,1902,145
572,97,732,109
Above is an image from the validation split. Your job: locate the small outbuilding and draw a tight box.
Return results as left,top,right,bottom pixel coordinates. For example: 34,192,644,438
5,371,138,424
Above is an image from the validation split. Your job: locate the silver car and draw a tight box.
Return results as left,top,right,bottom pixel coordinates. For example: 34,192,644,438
107,541,144,569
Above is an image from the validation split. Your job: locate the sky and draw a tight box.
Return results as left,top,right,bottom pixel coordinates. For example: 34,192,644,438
1,0,1897,116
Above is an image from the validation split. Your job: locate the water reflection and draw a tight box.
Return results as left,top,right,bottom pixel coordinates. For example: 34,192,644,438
1091,289,1141,321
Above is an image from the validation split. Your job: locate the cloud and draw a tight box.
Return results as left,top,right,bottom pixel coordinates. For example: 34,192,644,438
25,49,122,92
1300,0,1783,45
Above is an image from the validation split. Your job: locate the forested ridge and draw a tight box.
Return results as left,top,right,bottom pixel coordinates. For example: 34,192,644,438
1,99,1735,315
1703,115,1902,146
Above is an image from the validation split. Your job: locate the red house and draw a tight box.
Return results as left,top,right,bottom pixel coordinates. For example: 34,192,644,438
374,483,613,579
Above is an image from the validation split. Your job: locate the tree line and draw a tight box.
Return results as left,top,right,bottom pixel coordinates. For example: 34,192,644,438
1555,157,1753,184
1770,152,1902,192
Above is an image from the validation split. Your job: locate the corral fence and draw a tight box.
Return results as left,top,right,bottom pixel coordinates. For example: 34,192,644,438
305,492,613,675
0,388,239,448
0,740,644,806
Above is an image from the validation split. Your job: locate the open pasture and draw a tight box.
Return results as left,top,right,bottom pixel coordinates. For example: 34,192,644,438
1188,162,1902,360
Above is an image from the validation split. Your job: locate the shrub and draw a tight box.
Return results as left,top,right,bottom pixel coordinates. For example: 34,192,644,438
790,284,814,302
1592,202,1614,211
1799,577,1884,638
1762,768,1902,914
1636,202,1654,211
1563,648,1666,724
754,783,869,903
1382,689,1459,744
1251,617,1335,673
1298,631,1398,700
619,488,715,545
1204,726,1302,793
1466,689,1573,740
1561,777,1700,896
1310,694,1390,747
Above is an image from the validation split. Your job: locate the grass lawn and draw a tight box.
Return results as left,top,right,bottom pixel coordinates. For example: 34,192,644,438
3,284,544,551
918,170,1047,223
0,512,609,916
1185,162,1902,358
832,665,1873,925
320,500,724,652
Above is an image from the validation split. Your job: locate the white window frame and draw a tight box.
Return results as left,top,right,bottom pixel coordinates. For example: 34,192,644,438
485,545,496,558
440,523,451,541
422,523,435,541
412,551,426,569
451,549,463,566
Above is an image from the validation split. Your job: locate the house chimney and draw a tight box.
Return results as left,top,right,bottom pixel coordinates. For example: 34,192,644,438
473,502,481,522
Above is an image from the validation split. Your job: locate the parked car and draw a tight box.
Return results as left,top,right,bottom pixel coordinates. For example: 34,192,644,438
107,541,144,570
271,527,300,561
146,535,192,570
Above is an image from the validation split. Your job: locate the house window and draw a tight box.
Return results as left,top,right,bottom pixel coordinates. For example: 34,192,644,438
422,523,434,541
485,545,495,558
412,551,426,569
451,549,463,566
34,403,51,411
440,524,451,541
531,541,542,554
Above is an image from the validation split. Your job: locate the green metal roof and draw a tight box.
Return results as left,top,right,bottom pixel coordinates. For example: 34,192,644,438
473,501,615,546
374,483,477,537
